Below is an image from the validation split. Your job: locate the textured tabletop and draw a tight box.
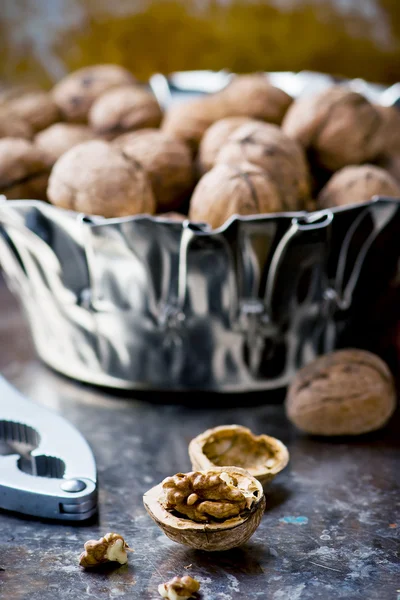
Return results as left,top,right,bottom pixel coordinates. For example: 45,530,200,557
0,276,399,600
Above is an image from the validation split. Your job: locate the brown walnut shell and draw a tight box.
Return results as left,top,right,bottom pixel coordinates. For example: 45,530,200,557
0,137,49,200
215,121,310,210
47,139,155,217
282,86,384,171
89,86,163,138
198,116,255,174
317,164,400,209
189,425,289,487
52,64,135,122
114,129,193,211
35,123,94,167
189,162,282,229
285,349,396,436
143,466,265,552
218,74,293,124
11,91,60,133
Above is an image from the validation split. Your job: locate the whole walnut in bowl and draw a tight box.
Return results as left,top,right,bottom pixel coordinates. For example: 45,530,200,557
285,349,396,436
215,121,310,210
0,137,49,200
317,164,400,209
373,105,400,157
0,107,32,140
217,73,293,124
114,129,193,211
198,116,255,174
282,86,384,171
35,123,94,167
89,86,163,139
189,162,282,229
47,140,155,217
11,91,60,133
52,64,135,122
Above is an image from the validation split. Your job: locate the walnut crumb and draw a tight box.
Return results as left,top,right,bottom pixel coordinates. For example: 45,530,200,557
158,575,200,600
79,532,133,568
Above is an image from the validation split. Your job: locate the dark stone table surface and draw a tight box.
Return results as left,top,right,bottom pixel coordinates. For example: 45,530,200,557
0,277,399,600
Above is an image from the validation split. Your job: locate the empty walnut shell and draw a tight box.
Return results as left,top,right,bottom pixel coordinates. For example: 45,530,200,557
11,91,60,133
215,121,310,210
89,86,163,138
285,349,396,436
189,425,289,486
143,466,265,552
282,86,383,171
198,117,255,174
47,139,155,217
218,74,293,124
35,123,94,167
318,164,400,209
52,64,135,122
0,137,49,200
189,162,282,229
114,129,193,211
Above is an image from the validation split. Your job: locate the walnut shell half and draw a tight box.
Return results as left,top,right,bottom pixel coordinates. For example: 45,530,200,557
143,467,265,552
189,425,289,487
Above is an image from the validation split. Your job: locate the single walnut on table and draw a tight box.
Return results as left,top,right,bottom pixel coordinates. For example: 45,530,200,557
144,467,265,551
79,532,133,568
159,575,200,600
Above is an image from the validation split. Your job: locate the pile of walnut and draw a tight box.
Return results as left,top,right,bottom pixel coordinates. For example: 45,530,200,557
1,64,400,225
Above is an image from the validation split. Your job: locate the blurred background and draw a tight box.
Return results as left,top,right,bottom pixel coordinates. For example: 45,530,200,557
0,0,399,86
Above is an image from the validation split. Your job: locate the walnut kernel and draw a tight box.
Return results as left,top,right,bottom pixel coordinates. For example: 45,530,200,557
158,575,200,600
79,532,133,568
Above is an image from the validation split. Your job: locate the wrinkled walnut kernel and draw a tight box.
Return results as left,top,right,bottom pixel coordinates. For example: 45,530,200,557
162,471,257,523
79,532,133,568
158,575,200,600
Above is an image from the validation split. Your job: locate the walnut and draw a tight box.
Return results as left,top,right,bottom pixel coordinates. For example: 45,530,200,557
0,107,32,140
285,349,396,436
317,164,400,209
217,74,293,124
89,86,163,139
373,105,400,157
378,154,400,185
11,91,60,133
114,129,193,211
282,86,384,171
35,123,94,167
158,575,200,600
52,64,135,122
189,425,289,486
143,466,265,551
189,162,281,229
0,137,49,200
197,116,254,174
79,532,133,568
47,139,155,217
215,121,310,210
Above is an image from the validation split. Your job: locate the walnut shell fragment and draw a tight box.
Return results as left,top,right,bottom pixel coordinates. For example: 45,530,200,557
0,137,49,200
318,164,400,209
189,425,289,486
79,532,133,568
89,86,163,138
215,121,310,210
35,123,94,167
285,349,396,436
158,575,200,600
52,64,135,122
47,139,155,217
198,116,254,174
11,91,60,133
189,162,282,229
282,86,383,171
143,467,265,551
114,129,193,211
